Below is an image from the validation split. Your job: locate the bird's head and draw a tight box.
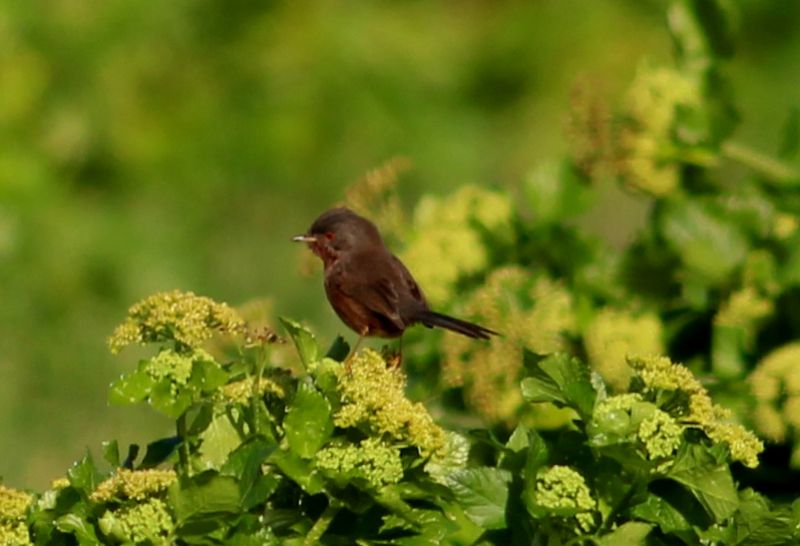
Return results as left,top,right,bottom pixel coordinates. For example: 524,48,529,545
293,207,383,265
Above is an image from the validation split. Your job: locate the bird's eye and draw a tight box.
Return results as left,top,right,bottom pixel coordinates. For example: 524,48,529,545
324,231,335,240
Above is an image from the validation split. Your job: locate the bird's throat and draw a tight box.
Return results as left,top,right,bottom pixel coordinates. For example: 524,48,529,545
311,241,339,268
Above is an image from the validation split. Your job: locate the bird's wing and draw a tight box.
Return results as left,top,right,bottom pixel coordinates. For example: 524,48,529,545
390,254,426,309
333,253,406,330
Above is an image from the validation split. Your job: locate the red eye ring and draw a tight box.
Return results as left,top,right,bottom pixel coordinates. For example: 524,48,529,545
324,232,335,240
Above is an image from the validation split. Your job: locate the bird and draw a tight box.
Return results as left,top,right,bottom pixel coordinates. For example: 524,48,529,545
293,207,497,361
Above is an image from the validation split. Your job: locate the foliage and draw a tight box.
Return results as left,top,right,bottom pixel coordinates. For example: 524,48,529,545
34,209,790,540
2,292,796,544
3,0,799,492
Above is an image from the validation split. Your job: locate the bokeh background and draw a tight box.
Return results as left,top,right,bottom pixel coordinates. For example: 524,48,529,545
1,0,798,490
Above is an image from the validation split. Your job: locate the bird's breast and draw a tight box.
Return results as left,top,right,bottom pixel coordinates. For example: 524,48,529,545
323,269,404,338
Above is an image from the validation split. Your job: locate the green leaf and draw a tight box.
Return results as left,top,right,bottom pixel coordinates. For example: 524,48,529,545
139,436,180,468
435,501,487,545
660,199,748,288
390,514,449,545
597,521,653,545
284,381,333,459
101,440,120,467
280,317,320,368
425,432,470,482
521,352,596,419
269,449,325,494
243,474,281,512
630,493,693,534
312,357,341,398
711,323,747,378
193,357,229,393
325,335,350,361
226,528,280,546
381,513,416,533
67,452,101,495
55,512,102,546
667,443,738,522
668,0,735,63
149,378,193,419
520,432,552,522
222,436,278,509
374,491,453,542
122,443,140,468
196,410,243,471
727,489,799,546
392,537,443,546
523,160,592,225
187,403,215,435
444,467,512,530
108,365,154,405
223,436,275,481
524,430,550,480
169,472,242,524
506,424,529,453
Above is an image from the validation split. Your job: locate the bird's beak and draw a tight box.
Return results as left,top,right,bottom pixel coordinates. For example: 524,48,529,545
292,235,317,243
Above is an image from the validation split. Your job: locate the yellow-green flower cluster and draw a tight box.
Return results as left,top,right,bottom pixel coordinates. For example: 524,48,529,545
315,437,404,489
90,469,177,503
615,65,700,196
108,290,245,353
50,477,70,490
628,355,702,393
334,349,446,458
0,485,32,546
748,343,800,463
715,287,773,337
751,361,792,406
593,394,681,466
0,521,31,546
145,348,194,386
533,466,596,533
637,408,682,461
442,267,576,425
98,498,174,545
219,376,286,405
584,308,663,390
596,392,643,413
0,485,30,522
628,356,763,468
400,185,513,306
688,394,764,469
774,213,799,240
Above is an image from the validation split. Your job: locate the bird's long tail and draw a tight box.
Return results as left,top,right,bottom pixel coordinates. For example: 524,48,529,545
417,310,498,340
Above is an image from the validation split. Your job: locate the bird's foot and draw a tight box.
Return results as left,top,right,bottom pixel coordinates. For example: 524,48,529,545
381,346,403,370
342,334,366,374
343,352,355,375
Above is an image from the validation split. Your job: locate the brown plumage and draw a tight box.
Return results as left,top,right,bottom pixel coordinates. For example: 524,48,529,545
293,207,497,341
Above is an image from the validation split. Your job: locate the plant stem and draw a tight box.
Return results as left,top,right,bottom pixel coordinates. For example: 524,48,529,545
598,478,644,534
177,413,191,476
303,502,340,546
251,346,268,435
722,141,799,184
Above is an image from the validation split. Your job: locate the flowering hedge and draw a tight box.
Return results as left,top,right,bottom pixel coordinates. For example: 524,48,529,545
0,289,796,544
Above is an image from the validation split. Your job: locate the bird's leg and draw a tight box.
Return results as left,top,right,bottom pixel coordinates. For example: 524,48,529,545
345,329,367,373
391,336,403,369
381,336,403,369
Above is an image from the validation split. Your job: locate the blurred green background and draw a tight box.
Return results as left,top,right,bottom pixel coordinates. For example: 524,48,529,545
1,0,798,489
